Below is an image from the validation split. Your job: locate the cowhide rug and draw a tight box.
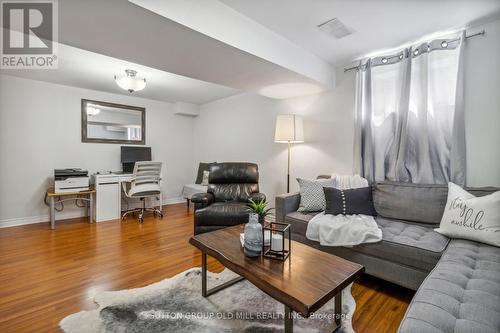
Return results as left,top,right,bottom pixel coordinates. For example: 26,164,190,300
60,268,356,333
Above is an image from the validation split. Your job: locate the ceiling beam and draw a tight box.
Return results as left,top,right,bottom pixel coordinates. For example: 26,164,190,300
58,0,333,99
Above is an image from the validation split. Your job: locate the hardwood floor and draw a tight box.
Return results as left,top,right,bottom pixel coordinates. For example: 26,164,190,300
0,204,414,333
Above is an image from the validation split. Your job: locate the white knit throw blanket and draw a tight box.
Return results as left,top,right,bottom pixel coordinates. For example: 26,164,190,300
305,174,382,247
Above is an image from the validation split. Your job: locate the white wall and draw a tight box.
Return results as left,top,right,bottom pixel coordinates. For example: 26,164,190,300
0,75,194,227
192,18,500,206
463,18,500,186
193,71,356,205
1,19,498,227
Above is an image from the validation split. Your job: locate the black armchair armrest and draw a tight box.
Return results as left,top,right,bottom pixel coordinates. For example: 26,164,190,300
191,192,214,208
249,192,266,203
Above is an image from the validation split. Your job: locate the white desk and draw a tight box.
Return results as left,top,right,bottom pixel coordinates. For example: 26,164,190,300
93,172,162,222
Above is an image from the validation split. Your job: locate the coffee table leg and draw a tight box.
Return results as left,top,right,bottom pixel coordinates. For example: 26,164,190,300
335,291,342,328
201,252,244,298
284,305,293,333
202,252,208,297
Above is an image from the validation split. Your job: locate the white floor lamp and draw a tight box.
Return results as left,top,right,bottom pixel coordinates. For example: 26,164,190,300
274,114,304,193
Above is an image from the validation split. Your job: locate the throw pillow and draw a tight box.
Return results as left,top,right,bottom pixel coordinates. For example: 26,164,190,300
201,171,210,186
435,182,500,247
324,187,376,216
297,178,336,212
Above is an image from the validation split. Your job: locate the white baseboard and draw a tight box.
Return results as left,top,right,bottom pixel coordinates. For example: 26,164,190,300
163,197,186,205
0,215,55,228
0,197,186,229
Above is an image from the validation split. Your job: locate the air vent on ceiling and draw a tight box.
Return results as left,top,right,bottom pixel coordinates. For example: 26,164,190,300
317,18,352,39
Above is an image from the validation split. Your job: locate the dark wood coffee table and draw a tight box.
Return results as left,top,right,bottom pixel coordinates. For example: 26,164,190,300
189,225,364,332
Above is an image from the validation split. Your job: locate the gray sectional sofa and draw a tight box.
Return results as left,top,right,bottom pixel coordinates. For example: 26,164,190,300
276,180,500,333
399,239,500,333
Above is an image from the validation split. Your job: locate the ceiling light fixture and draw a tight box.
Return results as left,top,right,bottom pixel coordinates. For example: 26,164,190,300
441,41,448,48
114,69,146,93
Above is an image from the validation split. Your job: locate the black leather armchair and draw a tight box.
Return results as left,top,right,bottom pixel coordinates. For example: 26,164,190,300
191,162,265,234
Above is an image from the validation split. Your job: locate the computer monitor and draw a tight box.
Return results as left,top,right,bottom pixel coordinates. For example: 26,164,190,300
121,146,152,173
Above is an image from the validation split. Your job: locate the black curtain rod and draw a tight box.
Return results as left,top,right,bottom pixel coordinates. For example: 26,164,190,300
343,29,485,73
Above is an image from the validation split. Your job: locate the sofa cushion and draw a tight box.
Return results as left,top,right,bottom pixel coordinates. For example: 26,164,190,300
353,217,449,271
376,217,449,253
398,239,500,333
285,213,449,271
373,182,449,224
373,182,500,225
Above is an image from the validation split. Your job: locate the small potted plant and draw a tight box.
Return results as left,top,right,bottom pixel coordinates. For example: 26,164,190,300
247,198,273,224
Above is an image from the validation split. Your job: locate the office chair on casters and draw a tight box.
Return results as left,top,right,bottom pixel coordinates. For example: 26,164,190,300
121,161,163,223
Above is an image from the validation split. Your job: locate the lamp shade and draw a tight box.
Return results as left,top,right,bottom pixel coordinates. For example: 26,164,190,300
274,114,304,143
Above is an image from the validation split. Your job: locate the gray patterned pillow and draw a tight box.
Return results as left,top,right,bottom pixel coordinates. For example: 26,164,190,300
297,178,336,212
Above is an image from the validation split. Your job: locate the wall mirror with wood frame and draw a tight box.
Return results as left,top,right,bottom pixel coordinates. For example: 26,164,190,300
81,99,145,144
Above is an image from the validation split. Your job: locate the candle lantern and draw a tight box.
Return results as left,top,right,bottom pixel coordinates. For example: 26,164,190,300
262,221,291,261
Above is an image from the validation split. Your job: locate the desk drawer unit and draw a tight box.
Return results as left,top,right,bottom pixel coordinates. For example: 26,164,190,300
94,175,120,222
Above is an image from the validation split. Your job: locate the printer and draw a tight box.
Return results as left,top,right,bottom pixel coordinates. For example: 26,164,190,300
54,169,90,193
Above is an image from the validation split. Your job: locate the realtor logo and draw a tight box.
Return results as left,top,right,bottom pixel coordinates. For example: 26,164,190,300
1,0,58,69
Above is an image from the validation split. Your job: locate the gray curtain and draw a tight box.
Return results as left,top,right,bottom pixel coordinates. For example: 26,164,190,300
354,32,466,186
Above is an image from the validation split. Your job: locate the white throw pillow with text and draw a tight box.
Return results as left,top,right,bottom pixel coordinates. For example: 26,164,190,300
435,182,500,247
